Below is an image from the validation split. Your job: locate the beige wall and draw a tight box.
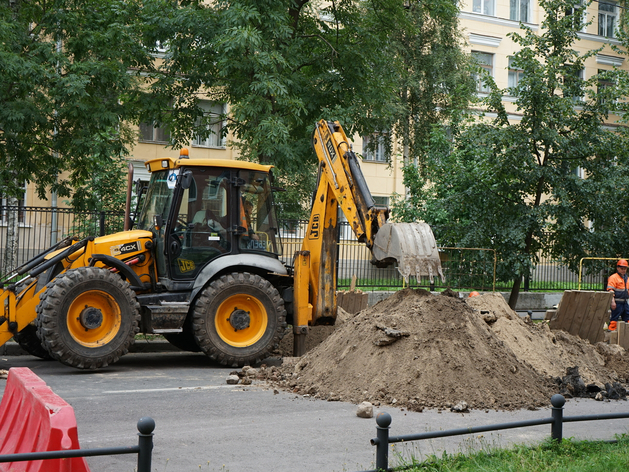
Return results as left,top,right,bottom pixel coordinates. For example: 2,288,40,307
460,0,627,117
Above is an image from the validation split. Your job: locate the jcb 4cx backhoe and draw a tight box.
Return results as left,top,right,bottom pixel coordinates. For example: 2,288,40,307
0,121,442,369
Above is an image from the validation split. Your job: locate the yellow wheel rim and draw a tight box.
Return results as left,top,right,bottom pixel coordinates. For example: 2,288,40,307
67,290,122,347
215,294,267,347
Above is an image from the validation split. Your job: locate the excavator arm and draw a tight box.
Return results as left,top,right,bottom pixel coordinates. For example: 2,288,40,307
292,120,443,355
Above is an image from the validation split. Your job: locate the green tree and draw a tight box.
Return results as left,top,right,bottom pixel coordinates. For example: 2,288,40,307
389,0,476,175
139,0,470,214
400,0,629,307
0,0,153,208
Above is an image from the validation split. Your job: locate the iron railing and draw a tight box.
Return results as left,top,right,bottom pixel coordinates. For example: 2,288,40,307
0,206,126,279
361,394,629,472
0,207,611,292
0,417,155,472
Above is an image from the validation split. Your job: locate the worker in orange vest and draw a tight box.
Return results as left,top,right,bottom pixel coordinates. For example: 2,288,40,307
607,259,629,331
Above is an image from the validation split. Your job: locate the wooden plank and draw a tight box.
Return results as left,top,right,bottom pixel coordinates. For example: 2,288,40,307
618,322,626,348
336,292,347,314
350,275,357,291
548,291,611,344
619,322,629,349
336,291,368,314
545,309,557,321
577,292,601,342
590,292,612,344
549,292,568,330
550,291,579,332
572,291,595,338
618,322,625,348
358,296,369,312
561,290,584,334
610,329,619,345
346,293,357,314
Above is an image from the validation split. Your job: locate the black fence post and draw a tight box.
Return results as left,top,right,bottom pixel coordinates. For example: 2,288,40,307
375,412,391,471
99,211,106,237
551,394,565,442
136,417,155,472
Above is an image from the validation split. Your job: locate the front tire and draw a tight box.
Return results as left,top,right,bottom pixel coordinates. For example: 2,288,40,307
36,267,140,369
192,272,286,367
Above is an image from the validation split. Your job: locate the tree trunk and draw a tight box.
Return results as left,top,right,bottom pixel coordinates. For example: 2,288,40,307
4,196,20,275
508,175,545,310
508,275,522,310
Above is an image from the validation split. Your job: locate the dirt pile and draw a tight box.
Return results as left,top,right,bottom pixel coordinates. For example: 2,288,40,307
258,289,629,411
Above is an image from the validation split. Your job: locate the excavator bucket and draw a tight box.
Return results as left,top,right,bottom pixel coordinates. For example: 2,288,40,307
372,222,444,283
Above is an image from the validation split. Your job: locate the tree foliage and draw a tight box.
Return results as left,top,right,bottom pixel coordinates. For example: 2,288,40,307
143,0,406,169
138,0,472,217
1,0,473,217
0,0,152,208
397,0,629,306
388,0,476,170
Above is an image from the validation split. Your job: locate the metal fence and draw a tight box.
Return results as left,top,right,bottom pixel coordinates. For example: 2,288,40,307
0,206,126,279
0,417,155,472
279,220,609,293
360,394,629,472
0,206,610,292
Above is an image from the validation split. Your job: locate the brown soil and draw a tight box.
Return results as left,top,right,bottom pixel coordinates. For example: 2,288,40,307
258,289,629,411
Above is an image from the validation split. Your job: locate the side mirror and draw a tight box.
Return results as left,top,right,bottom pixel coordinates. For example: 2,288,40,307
181,170,194,190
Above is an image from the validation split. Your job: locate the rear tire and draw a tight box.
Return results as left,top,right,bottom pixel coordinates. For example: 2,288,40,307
14,324,52,360
36,267,140,369
192,272,286,367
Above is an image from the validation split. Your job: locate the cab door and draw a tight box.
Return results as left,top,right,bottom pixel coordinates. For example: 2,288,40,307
167,167,232,280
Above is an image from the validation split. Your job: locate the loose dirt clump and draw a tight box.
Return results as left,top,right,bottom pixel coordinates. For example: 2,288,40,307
255,289,629,411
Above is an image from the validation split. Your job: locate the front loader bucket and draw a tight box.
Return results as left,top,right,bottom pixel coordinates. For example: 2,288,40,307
372,222,444,283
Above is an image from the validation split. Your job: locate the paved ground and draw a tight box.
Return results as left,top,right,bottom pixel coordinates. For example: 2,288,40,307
1,349,629,472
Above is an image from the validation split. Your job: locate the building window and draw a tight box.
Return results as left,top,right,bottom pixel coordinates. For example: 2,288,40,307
373,196,389,208
599,1,617,38
193,102,226,148
508,57,525,91
472,51,493,94
565,1,586,32
510,0,530,22
362,133,388,162
563,66,584,102
598,69,615,107
139,122,170,144
473,0,495,16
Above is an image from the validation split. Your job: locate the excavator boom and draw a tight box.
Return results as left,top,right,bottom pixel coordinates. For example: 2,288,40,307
292,120,443,355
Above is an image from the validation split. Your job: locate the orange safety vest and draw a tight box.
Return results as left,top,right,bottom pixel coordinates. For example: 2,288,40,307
607,273,629,301
239,203,249,231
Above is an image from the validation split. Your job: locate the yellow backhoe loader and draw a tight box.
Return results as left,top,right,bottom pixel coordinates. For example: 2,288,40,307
0,120,442,369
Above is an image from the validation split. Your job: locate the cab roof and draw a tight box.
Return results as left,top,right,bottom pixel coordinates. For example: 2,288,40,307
145,153,273,174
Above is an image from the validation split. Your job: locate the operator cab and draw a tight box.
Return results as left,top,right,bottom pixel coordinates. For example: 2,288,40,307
136,153,281,282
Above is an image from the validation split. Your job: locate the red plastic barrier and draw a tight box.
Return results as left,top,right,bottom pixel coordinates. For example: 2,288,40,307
0,367,90,472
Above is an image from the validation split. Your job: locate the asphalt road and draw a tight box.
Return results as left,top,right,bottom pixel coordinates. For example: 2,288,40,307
2,351,629,472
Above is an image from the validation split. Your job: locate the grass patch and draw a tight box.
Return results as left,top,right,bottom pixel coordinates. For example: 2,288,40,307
395,437,629,471
135,334,165,341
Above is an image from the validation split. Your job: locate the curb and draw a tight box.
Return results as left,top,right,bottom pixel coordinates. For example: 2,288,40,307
1,340,180,357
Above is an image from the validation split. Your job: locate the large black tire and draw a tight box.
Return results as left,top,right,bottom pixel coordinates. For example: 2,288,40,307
192,272,286,367
14,324,52,360
36,267,140,369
